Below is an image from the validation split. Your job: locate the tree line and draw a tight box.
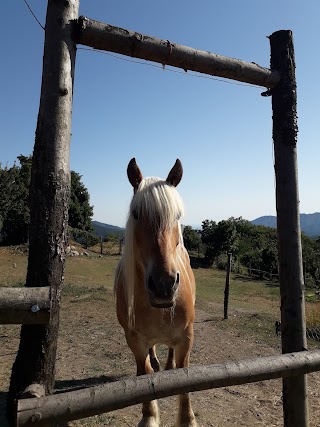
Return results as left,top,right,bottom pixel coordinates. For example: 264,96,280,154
1,155,319,289
0,155,93,245
183,217,320,289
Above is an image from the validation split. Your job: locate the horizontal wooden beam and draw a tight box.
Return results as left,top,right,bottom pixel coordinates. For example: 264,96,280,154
17,349,320,426
0,287,51,325
78,17,280,89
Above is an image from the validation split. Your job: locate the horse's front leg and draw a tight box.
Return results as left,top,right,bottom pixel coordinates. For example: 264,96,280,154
149,346,160,372
175,337,197,427
126,335,160,427
165,347,176,370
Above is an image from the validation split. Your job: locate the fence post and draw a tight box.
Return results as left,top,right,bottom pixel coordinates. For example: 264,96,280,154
224,253,232,320
7,0,80,423
100,236,103,255
270,30,308,427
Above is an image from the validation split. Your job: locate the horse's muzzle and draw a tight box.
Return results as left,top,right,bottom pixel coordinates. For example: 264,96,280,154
147,272,179,308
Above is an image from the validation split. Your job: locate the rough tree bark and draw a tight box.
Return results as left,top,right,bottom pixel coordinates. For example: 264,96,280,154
7,0,79,424
270,30,309,427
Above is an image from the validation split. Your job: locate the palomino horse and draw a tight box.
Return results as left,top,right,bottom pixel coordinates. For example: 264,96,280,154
115,158,197,427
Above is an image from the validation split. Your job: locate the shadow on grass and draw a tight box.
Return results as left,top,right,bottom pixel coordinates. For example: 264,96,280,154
0,375,127,427
0,392,9,427
55,374,126,393
189,256,210,269
234,274,280,288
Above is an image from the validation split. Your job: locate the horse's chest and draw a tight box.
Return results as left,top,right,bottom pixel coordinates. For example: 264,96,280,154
133,316,183,347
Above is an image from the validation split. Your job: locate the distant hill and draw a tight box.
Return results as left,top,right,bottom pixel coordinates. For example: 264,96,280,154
92,221,125,238
251,212,320,238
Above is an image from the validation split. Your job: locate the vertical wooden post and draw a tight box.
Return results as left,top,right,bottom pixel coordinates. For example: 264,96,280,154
270,30,308,427
100,236,103,255
224,253,232,320
7,0,79,423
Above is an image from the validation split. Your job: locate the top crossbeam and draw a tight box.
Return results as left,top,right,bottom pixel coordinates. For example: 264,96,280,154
78,16,280,89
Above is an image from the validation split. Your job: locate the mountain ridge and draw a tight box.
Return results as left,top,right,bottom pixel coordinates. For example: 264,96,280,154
92,212,320,238
251,212,320,237
91,220,124,238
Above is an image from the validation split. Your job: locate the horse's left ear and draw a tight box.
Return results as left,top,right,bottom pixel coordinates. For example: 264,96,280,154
127,158,143,192
166,159,183,187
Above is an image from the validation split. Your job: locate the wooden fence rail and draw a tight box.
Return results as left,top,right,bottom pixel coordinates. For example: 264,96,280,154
16,349,320,427
78,16,280,89
0,287,50,325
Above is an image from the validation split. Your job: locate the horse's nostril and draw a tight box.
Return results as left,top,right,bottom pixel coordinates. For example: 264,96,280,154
176,272,180,285
148,276,157,294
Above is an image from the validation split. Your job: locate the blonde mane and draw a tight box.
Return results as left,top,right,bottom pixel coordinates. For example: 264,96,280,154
115,177,188,328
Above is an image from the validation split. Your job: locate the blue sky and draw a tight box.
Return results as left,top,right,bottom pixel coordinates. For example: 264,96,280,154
2,1,319,228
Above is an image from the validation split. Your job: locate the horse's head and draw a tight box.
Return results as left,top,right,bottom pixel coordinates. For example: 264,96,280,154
127,158,184,308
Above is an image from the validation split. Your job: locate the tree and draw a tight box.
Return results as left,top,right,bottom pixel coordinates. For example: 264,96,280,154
0,156,94,245
0,156,31,245
301,234,320,288
201,219,238,265
68,171,94,232
182,226,201,252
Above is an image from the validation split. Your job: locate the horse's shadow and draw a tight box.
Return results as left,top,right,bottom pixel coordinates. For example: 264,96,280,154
55,374,125,393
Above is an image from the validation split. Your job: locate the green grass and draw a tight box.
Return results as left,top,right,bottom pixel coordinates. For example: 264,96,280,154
64,255,119,289
1,247,319,344
193,266,281,344
306,302,320,328
194,267,280,314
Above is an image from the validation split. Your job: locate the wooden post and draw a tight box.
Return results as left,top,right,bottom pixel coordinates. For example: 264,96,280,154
100,236,103,255
224,253,232,320
7,0,79,423
270,30,308,427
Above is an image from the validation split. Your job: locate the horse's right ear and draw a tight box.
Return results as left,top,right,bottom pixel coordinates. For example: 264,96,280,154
127,158,143,192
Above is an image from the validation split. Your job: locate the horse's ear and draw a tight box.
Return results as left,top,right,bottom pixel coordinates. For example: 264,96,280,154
127,158,143,192
166,159,183,187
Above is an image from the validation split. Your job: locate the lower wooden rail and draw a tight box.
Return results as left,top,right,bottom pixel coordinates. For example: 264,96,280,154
16,349,320,426
0,287,50,324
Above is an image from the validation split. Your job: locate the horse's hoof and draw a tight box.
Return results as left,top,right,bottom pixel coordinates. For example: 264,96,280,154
137,416,159,427
176,418,198,427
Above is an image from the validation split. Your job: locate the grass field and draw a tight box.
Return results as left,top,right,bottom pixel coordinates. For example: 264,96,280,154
0,244,318,341
1,245,320,426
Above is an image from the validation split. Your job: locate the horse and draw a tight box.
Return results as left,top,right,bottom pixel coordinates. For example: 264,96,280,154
114,158,197,427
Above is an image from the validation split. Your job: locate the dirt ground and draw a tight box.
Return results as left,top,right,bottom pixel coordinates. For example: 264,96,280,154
1,283,319,427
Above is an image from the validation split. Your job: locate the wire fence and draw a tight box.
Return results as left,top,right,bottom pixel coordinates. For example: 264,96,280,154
276,321,320,342
306,327,320,341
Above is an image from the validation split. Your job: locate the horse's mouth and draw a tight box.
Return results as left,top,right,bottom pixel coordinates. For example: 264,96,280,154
149,299,174,309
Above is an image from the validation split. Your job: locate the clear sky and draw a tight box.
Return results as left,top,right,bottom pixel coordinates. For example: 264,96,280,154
2,1,319,228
